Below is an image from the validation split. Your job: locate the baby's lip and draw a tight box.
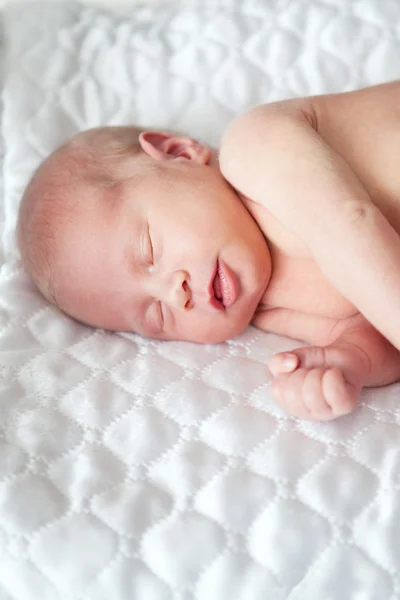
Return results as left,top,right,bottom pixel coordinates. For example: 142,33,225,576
208,260,224,311
217,259,238,308
208,258,238,310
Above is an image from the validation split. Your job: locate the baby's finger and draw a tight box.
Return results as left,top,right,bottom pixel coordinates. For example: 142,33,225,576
268,352,299,376
322,368,358,417
302,367,334,420
270,369,312,419
268,345,330,377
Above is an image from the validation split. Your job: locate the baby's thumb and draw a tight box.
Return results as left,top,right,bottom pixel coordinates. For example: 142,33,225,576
268,352,299,376
268,345,330,376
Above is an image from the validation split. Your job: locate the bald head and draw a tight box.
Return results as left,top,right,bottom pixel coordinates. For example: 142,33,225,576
17,126,145,314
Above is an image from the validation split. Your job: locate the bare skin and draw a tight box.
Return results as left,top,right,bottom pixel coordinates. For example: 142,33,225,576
219,81,400,420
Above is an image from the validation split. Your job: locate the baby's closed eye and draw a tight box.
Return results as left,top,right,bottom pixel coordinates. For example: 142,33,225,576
147,300,164,333
142,224,154,266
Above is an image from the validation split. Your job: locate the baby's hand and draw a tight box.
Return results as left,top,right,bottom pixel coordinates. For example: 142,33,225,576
267,345,367,421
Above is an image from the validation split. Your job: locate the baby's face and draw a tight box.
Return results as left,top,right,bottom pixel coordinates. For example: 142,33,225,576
57,142,272,343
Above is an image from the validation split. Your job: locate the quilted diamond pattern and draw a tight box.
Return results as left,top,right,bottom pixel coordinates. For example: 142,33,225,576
1,1,400,599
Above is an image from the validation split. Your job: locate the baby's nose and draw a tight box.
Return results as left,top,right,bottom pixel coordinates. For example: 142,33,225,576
163,270,192,309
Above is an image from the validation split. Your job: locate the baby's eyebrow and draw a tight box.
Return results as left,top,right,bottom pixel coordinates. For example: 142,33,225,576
120,212,143,273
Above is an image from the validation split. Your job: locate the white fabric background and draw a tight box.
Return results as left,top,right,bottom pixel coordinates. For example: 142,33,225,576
1,0,156,8
0,1,400,599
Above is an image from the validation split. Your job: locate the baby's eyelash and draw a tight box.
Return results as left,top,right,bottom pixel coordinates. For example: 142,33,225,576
157,301,164,330
148,301,164,333
147,227,154,265
145,300,163,335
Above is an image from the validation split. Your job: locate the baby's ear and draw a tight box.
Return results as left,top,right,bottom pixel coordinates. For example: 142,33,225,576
138,131,211,164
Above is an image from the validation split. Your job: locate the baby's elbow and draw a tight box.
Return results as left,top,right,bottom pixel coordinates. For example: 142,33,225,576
342,202,375,228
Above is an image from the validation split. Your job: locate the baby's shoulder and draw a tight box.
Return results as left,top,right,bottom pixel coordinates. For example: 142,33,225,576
219,98,316,259
220,96,314,160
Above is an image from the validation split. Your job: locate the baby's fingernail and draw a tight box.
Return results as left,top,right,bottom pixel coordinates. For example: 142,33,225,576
281,354,297,371
268,353,298,376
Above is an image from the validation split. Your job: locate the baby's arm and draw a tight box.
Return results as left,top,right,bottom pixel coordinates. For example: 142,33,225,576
220,98,400,352
262,312,400,420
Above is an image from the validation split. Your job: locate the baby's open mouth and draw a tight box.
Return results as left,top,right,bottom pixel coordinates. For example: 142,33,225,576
211,259,238,308
213,266,223,302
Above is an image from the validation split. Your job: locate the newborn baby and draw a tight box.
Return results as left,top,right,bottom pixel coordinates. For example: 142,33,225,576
18,81,400,421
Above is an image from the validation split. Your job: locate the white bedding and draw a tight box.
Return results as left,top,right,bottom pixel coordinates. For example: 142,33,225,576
1,1,400,599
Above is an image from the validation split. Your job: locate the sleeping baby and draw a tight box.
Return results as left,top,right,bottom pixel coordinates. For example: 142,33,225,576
17,81,400,421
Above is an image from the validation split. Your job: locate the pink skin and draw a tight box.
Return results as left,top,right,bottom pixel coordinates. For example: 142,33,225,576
267,344,367,421
266,313,400,421
49,129,400,421
55,131,272,343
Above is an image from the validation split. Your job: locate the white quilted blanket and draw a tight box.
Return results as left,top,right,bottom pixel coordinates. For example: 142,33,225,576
1,1,400,599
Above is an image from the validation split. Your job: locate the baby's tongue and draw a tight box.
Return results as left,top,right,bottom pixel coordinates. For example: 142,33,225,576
213,272,222,300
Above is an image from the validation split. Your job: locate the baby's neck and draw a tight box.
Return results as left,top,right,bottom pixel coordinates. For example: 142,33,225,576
209,148,220,168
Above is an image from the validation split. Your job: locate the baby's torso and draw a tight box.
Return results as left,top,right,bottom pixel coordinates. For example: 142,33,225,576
243,81,400,319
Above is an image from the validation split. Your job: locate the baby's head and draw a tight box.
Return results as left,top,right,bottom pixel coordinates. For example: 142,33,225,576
18,125,271,343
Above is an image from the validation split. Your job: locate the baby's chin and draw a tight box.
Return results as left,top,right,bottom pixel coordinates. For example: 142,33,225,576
186,300,261,344
170,314,252,344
